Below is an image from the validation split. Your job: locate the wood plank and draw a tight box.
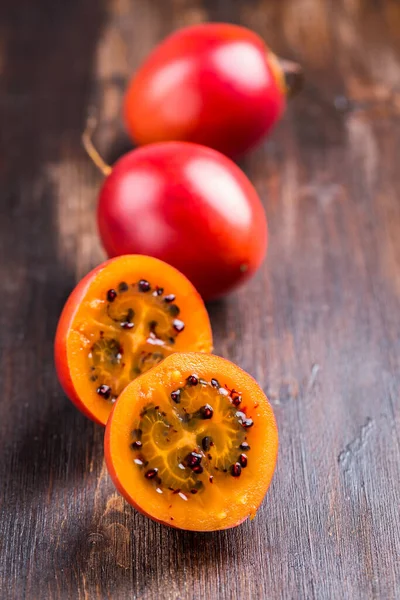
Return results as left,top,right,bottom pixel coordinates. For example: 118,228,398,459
0,0,399,598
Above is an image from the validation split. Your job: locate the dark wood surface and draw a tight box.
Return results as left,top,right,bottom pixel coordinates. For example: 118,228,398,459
1,1,400,598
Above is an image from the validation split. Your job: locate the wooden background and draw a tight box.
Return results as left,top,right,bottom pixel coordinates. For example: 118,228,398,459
1,0,399,598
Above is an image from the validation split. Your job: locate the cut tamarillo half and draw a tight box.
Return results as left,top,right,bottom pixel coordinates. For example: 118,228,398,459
105,352,278,531
54,256,212,426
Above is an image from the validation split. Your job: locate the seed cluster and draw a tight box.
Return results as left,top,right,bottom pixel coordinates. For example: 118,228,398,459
91,279,185,402
130,375,253,497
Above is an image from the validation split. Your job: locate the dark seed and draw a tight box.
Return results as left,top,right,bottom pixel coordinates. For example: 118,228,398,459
231,463,242,477
209,476,214,484
168,304,180,317
240,442,250,451
232,394,242,407
164,294,176,303
132,429,142,441
202,436,212,451
173,319,185,333
130,441,142,450
192,465,203,474
211,378,220,388
149,320,157,331
236,411,253,428
138,279,151,292
121,321,134,329
168,337,176,345
107,289,117,302
118,281,129,292
191,489,198,494
145,468,158,480
90,375,97,382
154,286,164,296
187,375,199,386
199,404,213,419
207,454,212,460
126,308,134,321
185,451,202,469
239,453,248,468
171,389,181,404
96,384,111,399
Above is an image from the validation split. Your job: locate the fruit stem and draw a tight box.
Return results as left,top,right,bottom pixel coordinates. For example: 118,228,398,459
82,114,112,176
279,58,304,98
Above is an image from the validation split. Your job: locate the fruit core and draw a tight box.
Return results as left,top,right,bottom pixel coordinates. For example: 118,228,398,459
79,280,184,404
130,375,253,499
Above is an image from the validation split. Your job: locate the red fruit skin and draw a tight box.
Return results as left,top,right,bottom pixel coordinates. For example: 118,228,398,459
124,23,285,158
54,261,113,425
97,142,268,300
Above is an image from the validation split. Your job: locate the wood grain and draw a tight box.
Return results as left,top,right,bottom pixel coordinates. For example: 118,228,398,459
0,0,399,598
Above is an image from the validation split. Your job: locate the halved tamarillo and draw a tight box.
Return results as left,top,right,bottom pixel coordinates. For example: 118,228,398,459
54,256,212,426
105,352,278,531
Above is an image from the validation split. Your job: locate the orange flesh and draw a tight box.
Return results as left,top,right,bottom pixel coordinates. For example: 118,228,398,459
57,256,212,425
105,353,278,531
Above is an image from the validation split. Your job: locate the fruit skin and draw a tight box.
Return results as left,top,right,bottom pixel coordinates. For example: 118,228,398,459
97,142,268,300
124,23,285,158
54,255,213,425
105,352,278,532
54,262,106,425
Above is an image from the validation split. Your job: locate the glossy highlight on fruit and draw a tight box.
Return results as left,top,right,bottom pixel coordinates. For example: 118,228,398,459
105,352,278,531
97,142,268,300
124,23,287,158
54,256,213,425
